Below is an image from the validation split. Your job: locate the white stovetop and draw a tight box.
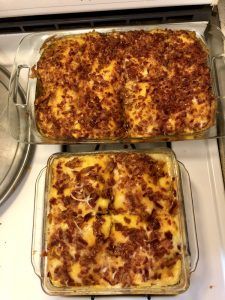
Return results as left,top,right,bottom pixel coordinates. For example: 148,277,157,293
0,30,225,300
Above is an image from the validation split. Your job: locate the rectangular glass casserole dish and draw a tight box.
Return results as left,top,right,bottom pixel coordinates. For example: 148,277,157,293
31,148,198,296
8,21,225,144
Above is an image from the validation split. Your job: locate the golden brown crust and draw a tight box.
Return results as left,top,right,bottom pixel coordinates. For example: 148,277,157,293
34,29,215,139
46,153,183,288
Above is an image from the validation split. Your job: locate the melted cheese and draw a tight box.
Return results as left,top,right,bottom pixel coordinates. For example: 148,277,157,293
49,154,112,217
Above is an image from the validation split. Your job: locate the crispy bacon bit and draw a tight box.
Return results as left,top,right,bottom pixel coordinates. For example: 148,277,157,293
114,222,123,231
169,200,178,214
147,211,161,230
124,216,131,224
93,216,106,241
165,231,173,240
77,237,88,249
152,273,162,280
160,254,181,269
84,212,93,222
65,158,82,169
143,268,150,281
49,197,57,205
41,250,47,257
54,265,75,286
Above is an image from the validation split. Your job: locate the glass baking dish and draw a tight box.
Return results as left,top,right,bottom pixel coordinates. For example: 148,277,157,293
7,21,225,144
31,148,199,296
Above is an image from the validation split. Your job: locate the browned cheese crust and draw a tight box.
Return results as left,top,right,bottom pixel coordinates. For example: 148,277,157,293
34,30,215,139
46,153,183,289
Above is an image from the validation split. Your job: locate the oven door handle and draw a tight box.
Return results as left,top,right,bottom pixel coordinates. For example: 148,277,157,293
12,64,30,107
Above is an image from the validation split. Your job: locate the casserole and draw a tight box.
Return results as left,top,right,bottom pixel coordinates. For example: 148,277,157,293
8,21,225,144
31,148,198,295
34,29,215,140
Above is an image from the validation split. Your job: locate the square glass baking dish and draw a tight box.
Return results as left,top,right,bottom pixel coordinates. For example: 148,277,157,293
31,148,199,296
7,21,225,144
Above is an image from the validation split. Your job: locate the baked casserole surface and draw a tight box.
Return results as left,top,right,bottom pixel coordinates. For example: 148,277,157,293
34,29,216,140
46,152,183,288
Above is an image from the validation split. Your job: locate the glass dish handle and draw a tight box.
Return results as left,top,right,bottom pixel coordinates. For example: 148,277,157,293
211,54,225,101
13,64,30,107
31,167,47,278
178,162,199,273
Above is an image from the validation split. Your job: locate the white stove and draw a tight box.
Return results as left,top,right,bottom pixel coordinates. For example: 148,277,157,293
0,0,218,18
1,1,225,299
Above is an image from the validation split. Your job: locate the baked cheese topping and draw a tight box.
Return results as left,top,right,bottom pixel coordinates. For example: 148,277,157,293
34,29,215,140
123,30,215,137
34,32,123,139
46,153,183,288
